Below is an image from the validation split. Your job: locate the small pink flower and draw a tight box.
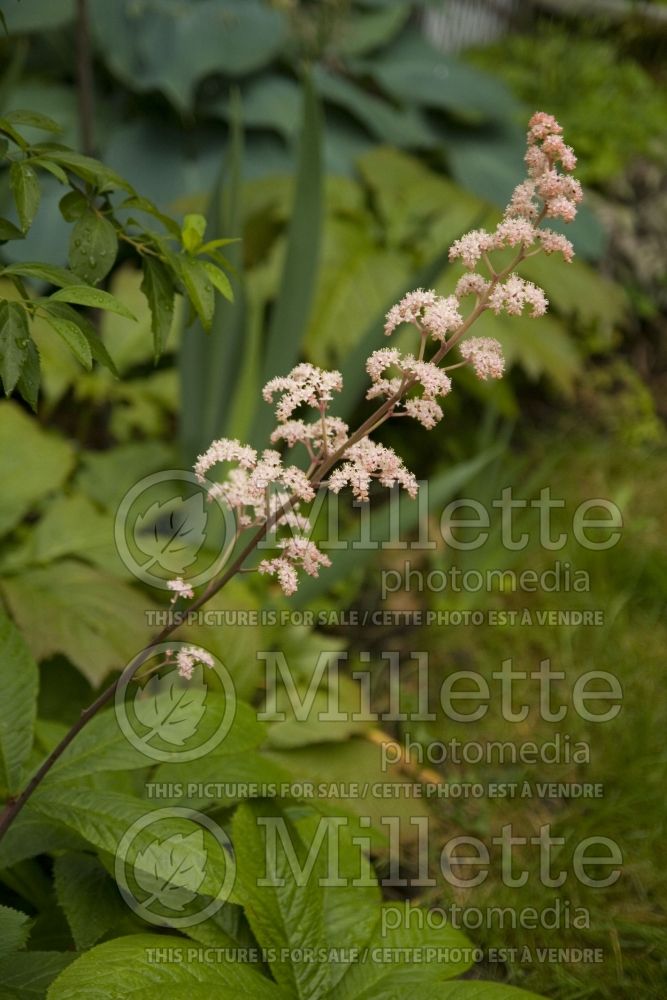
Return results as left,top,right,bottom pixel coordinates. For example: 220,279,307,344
421,296,464,341
176,645,215,680
459,338,505,380
449,229,494,269
488,275,548,318
166,578,194,603
384,289,437,336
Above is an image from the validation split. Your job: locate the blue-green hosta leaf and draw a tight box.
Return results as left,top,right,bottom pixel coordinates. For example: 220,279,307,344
91,0,288,112
0,614,39,796
0,904,31,960
134,830,206,911
47,934,289,999
133,493,207,575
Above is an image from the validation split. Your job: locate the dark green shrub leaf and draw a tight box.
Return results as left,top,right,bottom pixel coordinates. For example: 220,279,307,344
141,257,176,360
0,613,39,796
9,160,41,232
0,300,30,394
68,209,119,285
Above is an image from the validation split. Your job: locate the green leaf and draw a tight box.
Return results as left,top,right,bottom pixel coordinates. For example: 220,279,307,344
141,257,176,360
170,256,215,331
233,801,380,999
0,560,153,686
42,310,93,370
181,213,207,253
49,285,136,320
9,161,41,232
47,933,289,999
35,147,131,192
0,118,29,150
31,157,69,184
133,671,208,749
121,195,182,238
411,985,548,1000
178,88,244,463
31,787,235,901
45,302,120,376
252,73,323,445
0,217,25,241
90,0,289,112
0,401,75,537
0,299,29,393
68,209,119,285
338,2,410,57
202,261,233,302
134,830,207,909
3,109,63,133
58,190,88,222
334,903,473,999
0,613,39,796
16,338,41,411
2,262,80,288
0,951,74,998
53,853,127,951
0,904,31,960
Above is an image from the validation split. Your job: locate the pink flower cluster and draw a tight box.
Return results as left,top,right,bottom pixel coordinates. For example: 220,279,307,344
329,438,418,502
164,644,215,680
167,112,580,606
366,348,452,428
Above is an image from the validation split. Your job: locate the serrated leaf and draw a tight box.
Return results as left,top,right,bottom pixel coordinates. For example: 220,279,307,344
2,262,80,287
46,933,289,999
45,302,119,376
42,310,93,369
141,257,176,360
3,109,63,133
0,560,152,686
0,951,74,997
170,255,215,331
53,853,126,951
9,160,41,232
133,493,207,574
0,904,31,960
134,668,207,747
16,337,40,411
68,209,118,285
134,830,207,911
49,284,136,319
202,261,233,302
0,613,39,796
0,299,30,393
0,401,75,537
